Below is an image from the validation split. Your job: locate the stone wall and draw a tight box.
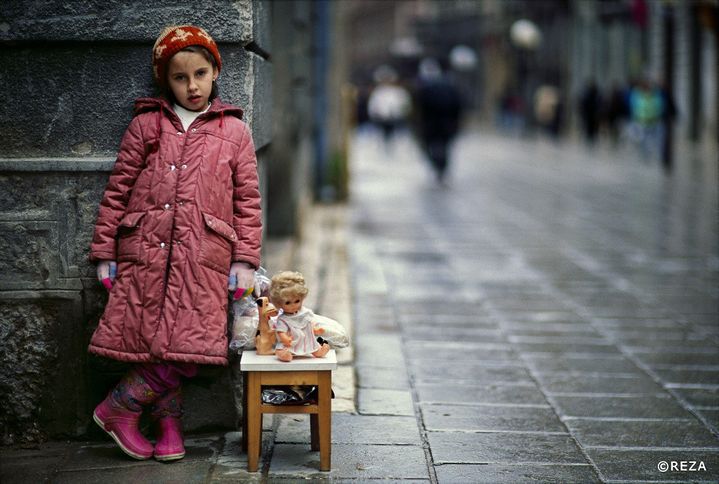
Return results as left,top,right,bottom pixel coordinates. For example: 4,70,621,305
266,0,315,236
0,1,271,445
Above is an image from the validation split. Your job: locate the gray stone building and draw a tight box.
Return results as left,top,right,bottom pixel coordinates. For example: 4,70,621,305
0,0,340,445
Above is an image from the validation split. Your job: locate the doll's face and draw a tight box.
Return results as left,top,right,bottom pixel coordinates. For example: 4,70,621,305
278,295,303,315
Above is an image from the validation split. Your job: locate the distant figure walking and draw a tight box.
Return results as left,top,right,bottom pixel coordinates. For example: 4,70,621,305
367,65,411,146
628,78,665,162
534,84,562,139
579,81,602,144
414,59,463,184
604,82,629,147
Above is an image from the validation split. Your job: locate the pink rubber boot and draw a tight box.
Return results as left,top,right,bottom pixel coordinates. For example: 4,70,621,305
151,388,186,461
93,370,158,460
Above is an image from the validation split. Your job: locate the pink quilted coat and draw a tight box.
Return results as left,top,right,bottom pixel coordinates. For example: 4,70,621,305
88,97,262,366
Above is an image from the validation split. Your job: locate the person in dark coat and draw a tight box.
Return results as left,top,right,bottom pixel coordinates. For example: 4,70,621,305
579,80,602,144
414,59,463,184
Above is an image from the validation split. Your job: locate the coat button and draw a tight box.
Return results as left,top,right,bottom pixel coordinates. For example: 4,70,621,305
177,131,182,136
164,203,171,209
170,165,176,171
178,201,184,206
181,164,187,169
160,242,166,248
191,128,197,132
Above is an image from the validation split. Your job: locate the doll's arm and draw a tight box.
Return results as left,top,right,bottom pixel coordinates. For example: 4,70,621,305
277,331,293,347
312,323,325,335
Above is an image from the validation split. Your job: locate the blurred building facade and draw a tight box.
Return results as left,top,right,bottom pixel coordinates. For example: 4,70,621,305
341,0,717,156
571,0,717,150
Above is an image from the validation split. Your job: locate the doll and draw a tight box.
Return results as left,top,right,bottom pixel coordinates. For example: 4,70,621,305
269,271,330,362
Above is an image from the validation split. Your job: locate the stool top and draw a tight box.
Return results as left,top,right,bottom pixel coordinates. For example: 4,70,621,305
240,350,337,371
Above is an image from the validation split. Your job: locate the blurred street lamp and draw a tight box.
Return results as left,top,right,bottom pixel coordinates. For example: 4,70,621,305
390,36,424,58
449,44,477,72
510,19,542,50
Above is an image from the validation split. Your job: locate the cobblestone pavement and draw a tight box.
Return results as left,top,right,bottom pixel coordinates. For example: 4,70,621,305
1,128,716,483
349,128,718,483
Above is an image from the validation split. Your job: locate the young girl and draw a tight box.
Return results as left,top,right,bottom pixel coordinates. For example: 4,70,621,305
88,25,262,462
269,271,331,362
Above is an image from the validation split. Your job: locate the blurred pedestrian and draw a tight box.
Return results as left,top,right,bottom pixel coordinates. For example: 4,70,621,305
604,81,629,147
367,65,411,147
355,83,371,129
414,58,463,184
658,79,677,171
579,80,602,144
497,85,525,136
533,84,562,139
628,77,665,162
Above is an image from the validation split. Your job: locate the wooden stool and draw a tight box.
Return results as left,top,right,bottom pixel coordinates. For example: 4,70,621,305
240,349,337,472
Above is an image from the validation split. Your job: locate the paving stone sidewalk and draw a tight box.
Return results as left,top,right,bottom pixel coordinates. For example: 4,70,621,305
348,128,718,483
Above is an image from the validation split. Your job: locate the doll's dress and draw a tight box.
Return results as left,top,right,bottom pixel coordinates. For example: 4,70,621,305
272,307,320,356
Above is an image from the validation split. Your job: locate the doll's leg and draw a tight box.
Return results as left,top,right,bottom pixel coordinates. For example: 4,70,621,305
312,343,330,358
276,347,294,361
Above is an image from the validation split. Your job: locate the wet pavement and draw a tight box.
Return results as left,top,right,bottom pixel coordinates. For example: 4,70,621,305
350,127,718,483
1,127,717,483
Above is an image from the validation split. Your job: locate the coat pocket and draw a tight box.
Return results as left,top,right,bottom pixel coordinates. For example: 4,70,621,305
116,211,146,262
198,212,236,274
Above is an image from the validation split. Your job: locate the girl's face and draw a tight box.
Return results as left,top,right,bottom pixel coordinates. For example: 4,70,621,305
167,50,217,112
278,295,303,315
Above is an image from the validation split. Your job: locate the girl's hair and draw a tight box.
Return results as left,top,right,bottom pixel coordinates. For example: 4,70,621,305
162,45,219,104
270,271,309,305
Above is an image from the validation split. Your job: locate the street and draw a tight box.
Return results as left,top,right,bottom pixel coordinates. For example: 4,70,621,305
349,126,718,482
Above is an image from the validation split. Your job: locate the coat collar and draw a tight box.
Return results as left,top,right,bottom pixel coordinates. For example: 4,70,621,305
133,96,244,121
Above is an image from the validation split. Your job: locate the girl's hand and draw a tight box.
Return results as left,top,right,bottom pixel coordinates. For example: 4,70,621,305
228,262,255,293
96,260,117,290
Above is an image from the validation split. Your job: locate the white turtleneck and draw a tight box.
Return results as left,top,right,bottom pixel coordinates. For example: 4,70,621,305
173,102,211,132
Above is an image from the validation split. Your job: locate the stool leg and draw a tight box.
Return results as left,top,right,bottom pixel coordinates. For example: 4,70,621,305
241,370,248,452
318,371,332,471
310,414,319,451
246,372,262,472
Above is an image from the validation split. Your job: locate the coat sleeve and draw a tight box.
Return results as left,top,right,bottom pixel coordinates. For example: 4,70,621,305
231,122,262,268
89,116,147,262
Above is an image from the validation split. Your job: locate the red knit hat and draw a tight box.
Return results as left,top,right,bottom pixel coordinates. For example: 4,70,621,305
152,25,222,88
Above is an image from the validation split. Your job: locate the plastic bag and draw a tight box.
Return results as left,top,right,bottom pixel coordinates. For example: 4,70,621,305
314,314,350,348
261,386,332,405
229,268,272,351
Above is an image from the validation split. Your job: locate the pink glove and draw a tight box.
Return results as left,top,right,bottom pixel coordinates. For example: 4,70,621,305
96,260,117,291
228,262,255,299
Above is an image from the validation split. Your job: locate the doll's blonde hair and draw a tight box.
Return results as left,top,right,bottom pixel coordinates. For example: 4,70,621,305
269,271,309,305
